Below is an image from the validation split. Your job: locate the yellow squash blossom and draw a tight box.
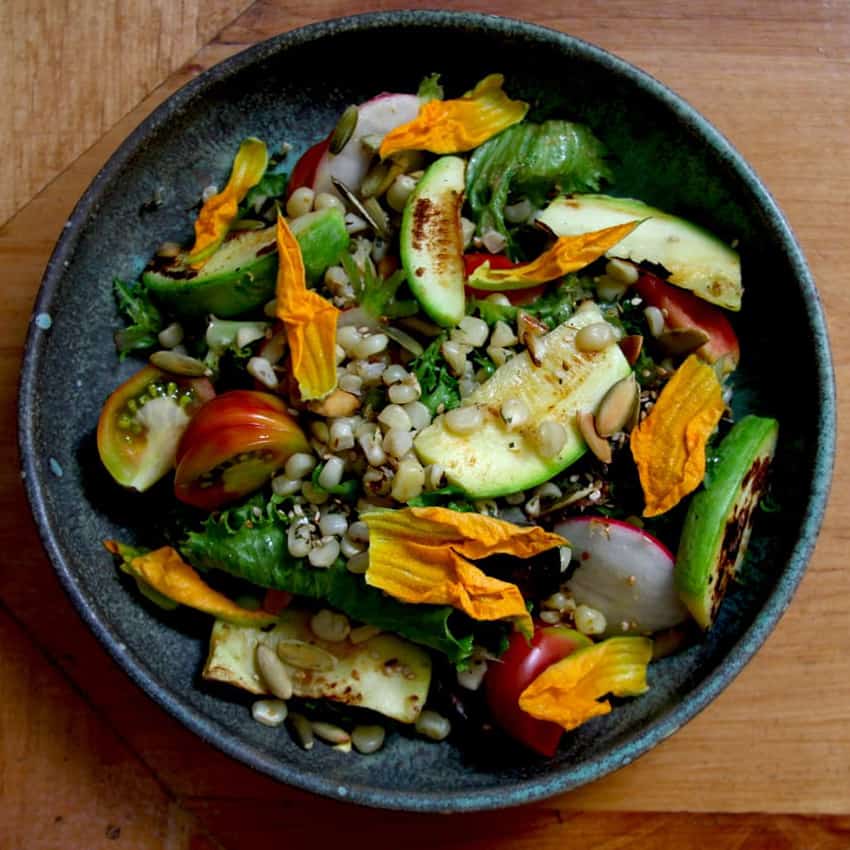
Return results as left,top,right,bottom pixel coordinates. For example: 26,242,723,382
363,506,567,634
519,637,653,731
104,542,277,627
379,74,528,159
188,137,268,268
274,213,340,401
630,354,725,517
468,221,642,291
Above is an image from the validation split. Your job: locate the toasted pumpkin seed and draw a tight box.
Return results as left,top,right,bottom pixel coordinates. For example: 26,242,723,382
360,160,392,198
149,350,211,377
596,374,639,437
276,639,338,672
329,105,358,155
577,409,612,464
360,133,383,155
656,328,711,356
331,177,390,239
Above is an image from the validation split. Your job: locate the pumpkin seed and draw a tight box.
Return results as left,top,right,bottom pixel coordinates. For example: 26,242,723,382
360,133,383,155
656,328,711,356
276,639,338,672
149,350,211,377
596,374,639,436
331,178,390,239
577,409,612,464
329,105,358,155
360,161,392,198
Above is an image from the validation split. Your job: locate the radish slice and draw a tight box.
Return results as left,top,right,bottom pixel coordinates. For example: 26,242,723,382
555,516,689,635
313,94,421,196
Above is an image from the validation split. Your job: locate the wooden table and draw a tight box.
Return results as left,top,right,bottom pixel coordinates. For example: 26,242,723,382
2,2,848,847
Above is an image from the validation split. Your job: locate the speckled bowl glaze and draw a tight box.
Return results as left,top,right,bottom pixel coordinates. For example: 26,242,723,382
19,11,834,812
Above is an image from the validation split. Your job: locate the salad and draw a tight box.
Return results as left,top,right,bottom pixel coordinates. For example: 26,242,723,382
98,73,778,757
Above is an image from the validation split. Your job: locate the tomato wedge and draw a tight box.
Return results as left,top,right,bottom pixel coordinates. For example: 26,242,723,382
97,366,215,492
485,624,591,756
174,390,310,510
635,271,740,366
285,136,330,199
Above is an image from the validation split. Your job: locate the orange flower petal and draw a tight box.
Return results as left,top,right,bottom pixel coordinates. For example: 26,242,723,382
363,506,567,633
188,138,268,268
468,221,642,291
519,637,652,732
104,542,277,627
275,213,339,400
630,354,725,517
379,74,528,159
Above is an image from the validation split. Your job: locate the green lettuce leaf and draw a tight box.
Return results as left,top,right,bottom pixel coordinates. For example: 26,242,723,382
466,120,612,254
113,277,164,357
181,495,475,664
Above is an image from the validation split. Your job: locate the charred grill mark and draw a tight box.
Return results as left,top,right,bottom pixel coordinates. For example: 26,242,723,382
146,254,198,280
711,462,771,615
411,191,463,275
411,197,437,252
256,241,277,257
742,456,770,491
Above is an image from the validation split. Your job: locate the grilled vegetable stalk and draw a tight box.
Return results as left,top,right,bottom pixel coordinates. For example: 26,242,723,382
203,610,431,723
414,303,631,498
675,415,779,628
400,155,467,327
143,208,348,318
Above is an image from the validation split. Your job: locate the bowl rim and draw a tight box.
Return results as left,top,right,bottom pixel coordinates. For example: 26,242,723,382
18,9,836,813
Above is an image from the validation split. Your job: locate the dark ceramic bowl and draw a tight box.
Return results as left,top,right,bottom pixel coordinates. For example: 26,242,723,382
19,11,834,812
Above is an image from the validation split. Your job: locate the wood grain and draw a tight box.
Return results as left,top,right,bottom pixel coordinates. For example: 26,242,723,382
0,607,220,850
2,0,849,846
0,0,254,225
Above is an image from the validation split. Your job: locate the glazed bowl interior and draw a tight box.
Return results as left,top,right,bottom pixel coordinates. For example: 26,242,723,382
19,11,833,812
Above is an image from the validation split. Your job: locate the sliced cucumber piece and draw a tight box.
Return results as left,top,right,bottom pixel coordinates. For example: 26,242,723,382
203,610,432,723
414,304,632,498
400,156,466,327
675,415,779,629
537,194,742,311
144,208,348,319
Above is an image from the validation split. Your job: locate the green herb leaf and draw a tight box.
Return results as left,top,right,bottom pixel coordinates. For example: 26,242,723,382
342,253,418,320
242,167,288,215
417,73,444,103
522,274,585,329
474,298,518,325
409,335,461,416
181,494,475,664
113,277,164,357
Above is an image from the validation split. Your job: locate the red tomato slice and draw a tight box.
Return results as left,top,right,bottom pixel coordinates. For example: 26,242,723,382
174,390,310,510
635,271,740,366
485,624,591,756
97,366,215,492
174,390,290,462
464,253,546,306
263,589,293,615
285,136,331,199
